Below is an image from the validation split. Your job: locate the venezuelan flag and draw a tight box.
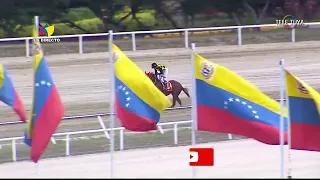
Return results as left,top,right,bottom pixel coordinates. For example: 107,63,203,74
285,69,320,151
195,54,288,145
0,64,27,122
24,27,64,163
113,44,171,131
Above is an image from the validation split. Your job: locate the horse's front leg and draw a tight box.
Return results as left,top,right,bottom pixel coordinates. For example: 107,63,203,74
170,93,177,108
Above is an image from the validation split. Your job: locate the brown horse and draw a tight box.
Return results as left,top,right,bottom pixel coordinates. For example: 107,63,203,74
145,71,190,108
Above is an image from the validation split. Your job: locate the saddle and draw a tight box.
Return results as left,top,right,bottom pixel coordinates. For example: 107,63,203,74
161,81,172,92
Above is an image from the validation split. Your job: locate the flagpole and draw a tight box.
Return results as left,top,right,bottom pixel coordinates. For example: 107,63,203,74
33,15,40,174
190,43,197,178
279,58,286,179
34,16,39,39
31,16,40,174
281,59,292,179
32,16,57,147
108,30,115,179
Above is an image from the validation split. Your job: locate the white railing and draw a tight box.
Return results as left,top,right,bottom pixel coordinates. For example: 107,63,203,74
0,119,234,162
0,98,285,126
0,105,192,126
1,22,319,57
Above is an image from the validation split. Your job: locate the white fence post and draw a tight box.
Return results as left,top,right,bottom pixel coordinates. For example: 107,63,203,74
158,125,164,134
184,30,189,48
291,28,296,42
79,36,83,54
66,134,70,156
25,39,30,57
97,115,110,139
237,27,242,45
11,139,17,162
119,129,124,150
132,33,136,51
173,123,178,145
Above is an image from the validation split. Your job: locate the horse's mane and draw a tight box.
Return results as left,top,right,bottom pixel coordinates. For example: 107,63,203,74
145,71,155,76
145,71,157,82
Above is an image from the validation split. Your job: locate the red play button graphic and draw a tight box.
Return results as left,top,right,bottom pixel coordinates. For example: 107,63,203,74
189,148,214,166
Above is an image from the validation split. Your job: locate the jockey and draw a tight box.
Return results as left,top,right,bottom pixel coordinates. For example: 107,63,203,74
151,62,168,89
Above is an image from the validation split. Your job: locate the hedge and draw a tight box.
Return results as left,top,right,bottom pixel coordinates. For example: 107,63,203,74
114,8,156,30
0,9,287,38
0,9,156,38
0,29,4,38
65,7,97,21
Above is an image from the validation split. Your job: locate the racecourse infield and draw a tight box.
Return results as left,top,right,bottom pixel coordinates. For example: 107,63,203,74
0,28,320,163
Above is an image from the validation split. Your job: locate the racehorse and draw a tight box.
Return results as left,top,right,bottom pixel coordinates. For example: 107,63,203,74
145,71,190,108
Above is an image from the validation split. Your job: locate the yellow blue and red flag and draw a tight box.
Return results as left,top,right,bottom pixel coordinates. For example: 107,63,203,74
0,64,27,122
24,28,64,163
285,69,320,151
195,54,288,145
112,44,171,131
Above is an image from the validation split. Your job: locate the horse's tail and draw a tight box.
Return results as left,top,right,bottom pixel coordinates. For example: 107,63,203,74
182,87,190,97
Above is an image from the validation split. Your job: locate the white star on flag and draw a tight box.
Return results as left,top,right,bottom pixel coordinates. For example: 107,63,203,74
118,85,132,108
117,85,123,90
35,80,52,87
224,97,260,119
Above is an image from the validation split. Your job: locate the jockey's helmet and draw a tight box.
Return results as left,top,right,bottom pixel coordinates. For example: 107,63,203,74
151,62,157,68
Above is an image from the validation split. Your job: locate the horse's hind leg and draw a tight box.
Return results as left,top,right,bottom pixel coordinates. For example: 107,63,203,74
176,88,183,106
171,90,183,107
176,96,182,106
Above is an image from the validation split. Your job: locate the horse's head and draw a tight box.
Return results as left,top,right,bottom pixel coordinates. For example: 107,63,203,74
145,71,154,79
145,71,157,82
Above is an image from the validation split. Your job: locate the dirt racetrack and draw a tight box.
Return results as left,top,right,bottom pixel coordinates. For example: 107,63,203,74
0,39,320,139
0,29,320,162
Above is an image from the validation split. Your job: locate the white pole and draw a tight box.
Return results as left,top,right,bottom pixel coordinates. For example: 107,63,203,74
282,60,293,179
34,16,39,38
35,162,39,174
33,16,56,147
191,43,197,178
34,16,40,173
108,30,115,178
279,58,286,178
